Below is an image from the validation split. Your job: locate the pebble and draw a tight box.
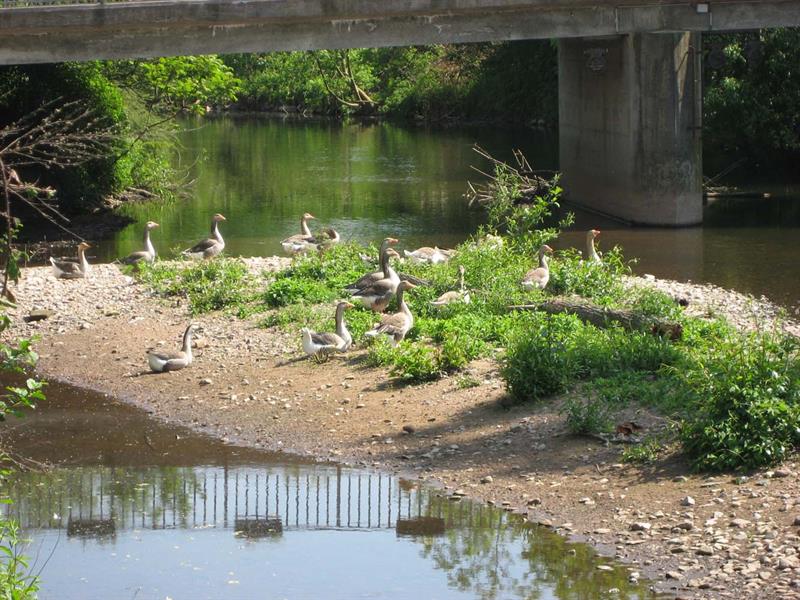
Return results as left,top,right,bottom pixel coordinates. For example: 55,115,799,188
480,475,493,484
682,496,696,507
199,379,213,386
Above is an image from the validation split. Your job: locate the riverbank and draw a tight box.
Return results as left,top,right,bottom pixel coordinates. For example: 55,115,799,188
3,260,800,599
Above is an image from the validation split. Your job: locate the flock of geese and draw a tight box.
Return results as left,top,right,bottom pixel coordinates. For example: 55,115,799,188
48,212,603,370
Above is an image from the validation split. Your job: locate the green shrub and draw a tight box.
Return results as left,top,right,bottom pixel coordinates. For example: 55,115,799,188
563,396,614,435
547,247,629,305
678,329,800,471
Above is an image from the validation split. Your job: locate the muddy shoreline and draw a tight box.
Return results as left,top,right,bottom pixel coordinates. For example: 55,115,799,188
3,261,800,599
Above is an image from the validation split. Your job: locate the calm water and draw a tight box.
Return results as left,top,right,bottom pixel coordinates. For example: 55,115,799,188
98,116,799,309
0,380,658,599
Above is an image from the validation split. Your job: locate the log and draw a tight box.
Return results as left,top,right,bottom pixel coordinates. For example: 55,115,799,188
509,297,683,340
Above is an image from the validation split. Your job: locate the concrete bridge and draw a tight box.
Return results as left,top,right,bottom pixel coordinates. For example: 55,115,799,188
2,0,800,225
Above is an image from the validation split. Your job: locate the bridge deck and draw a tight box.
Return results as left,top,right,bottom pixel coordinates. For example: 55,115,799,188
1,0,799,65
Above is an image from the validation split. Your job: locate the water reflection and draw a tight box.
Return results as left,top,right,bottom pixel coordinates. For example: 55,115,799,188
4,465,656,600
0,379,660,599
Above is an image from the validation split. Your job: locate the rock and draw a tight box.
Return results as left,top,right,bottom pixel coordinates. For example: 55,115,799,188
673,476,688,483
23,309,54,322
356,403,366,409
402,425,416,434
199,378,213,386
596,565,613,571
666,571,683,580
774,468,793,478
527,498,541,506
480,475,493,484
579,497,596,506
730,518,752,528
792,516,800,526
697,545,714,556
682,495,696,507
630,522,652,531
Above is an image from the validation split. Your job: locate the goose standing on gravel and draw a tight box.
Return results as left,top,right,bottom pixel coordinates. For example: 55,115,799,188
184,214,226,259
521,245,553,291
300,301,354,360
345,237,399,293
147,323,199,373
50,242,91,279
403,246,454,265
364,281,417,345
430,265,470,307
281,213,316,255
120,221,159,266
585,229,602,263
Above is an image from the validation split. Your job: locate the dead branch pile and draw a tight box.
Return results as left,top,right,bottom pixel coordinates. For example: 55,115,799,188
464,144,554,208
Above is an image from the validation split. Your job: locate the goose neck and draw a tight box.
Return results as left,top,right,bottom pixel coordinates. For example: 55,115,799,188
335,306,351,342
78,247,90,272
397,289,411,317
212,221,224,244
301,217,312,237
144,229,155,258
539,251,549,269
182,327,195,359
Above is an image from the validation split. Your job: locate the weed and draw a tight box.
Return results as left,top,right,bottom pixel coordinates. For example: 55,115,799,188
622,435,666,465
563,396,614,435
455,374,481,389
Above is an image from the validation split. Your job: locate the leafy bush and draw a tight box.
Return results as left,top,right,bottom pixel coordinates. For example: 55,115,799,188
678,329,800,471
547,247,629,305
263,278,334,308
563,396,614,435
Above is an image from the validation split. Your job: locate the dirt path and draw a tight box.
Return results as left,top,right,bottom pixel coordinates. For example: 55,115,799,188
4,262,800,599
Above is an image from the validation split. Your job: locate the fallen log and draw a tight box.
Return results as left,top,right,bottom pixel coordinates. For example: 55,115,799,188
509,297,683,340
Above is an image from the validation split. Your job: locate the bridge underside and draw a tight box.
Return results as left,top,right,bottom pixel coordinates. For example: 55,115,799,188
1,0,798,225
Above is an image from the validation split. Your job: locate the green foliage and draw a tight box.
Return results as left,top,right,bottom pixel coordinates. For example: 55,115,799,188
563,396,614,435
704,29,800,167
103,56,240,115
677,329,800,471
138,259,255,315
224,41,558,125
502,314,680,404
622,436,666,465
547,247,629,305
0,510,39,599
0,312,45,421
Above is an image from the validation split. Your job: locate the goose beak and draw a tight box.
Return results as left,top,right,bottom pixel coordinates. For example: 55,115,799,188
344,302,355,309
387,237,399,244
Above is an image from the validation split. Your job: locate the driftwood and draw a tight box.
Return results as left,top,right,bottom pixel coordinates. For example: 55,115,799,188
509,297,683,340
464,145,553,208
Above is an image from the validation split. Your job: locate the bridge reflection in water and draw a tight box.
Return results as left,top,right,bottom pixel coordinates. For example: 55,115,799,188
3,464,492,540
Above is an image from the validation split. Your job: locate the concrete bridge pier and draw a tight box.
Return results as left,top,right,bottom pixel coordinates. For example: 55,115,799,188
558,32,703,226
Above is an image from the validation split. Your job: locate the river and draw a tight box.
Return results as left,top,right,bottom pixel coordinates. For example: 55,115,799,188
97,116,798,309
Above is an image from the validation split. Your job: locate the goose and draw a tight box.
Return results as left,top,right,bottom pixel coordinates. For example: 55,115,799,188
147,323,199,373
120,221,159,266
183,214,226,259
364,281,417,346
345,237,399,293
280,213,316,255
521,245,553,291
430,265,470,307
403,246,454,265
300,301,354,360
585,229,602,263
314,228,341,252
50,242,91,279
351,249,402,313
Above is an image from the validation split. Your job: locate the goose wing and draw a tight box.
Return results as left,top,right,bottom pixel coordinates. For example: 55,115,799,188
51,258,82,274
121,250,151,265
186,237,218,254
345,270,382,292
310,332,345,348
373,312,411,336
353,277,394,299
